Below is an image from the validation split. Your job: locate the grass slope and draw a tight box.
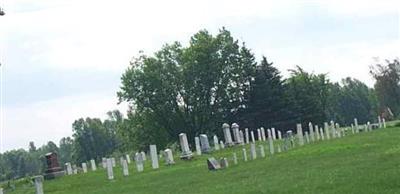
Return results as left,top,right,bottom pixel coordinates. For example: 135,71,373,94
8,127,400,194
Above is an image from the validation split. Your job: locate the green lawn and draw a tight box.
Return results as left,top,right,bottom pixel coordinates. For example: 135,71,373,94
6,126,400,194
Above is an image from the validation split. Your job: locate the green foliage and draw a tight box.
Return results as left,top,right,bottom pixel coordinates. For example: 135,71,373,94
370,59,400,117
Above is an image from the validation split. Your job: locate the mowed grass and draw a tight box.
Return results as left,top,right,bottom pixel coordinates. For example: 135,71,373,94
8,126,400,194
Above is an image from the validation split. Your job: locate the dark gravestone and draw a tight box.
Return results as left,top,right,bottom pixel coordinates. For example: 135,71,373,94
207,157,221,170
44,152,65,180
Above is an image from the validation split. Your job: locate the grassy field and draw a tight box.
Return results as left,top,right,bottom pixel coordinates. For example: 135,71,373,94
5,126,400,194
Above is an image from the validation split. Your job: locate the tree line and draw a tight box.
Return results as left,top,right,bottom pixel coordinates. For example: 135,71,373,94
1,28,399,182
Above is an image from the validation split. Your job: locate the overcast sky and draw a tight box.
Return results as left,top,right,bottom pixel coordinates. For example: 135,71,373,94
0,0,399,152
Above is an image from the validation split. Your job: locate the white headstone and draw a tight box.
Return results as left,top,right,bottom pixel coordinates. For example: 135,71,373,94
259,145,265,158
65,162,73,175
272,128,276,140
354,118,359,133
335,123,341,138
320,127,325,140
150,145,159,169
367,121,371,131
309,122,314,142
278,130,282,140
33,176,44,194
219,140,225,149
195,137,202,155
141,151,147,161
261,127,266,141
257,128,262,141
233,153,238,165
251,131,255,143
315,125,320,140
82,162,88,173
242,148,248,162
330,121,336,138
351,124,355,134
126,154,131,164
232,123,240,144
250,143,257,160
179,133,193,159
200,134,211,153
72,164,78,174
383,118,386,128
106,158,114,180
122,159,129,176
222,123,234,146
268,129,275,154
0,188,3,194
90,159,97,171
135,152,144,172
324,122,330,140
378,116,382,128
296,124,304,146
164,149,175,165
239,130,245,145
213,135,220,150
305,132,310,143
102,158,107,168
245,128,250,144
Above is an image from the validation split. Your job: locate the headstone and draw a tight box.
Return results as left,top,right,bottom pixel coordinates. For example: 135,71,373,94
245,128,250,144
118,159,127,176
261,127,266,141
222,123,234,146
272,128,277,140
179,133,193,159
250,143,257,160
250,131,255,143
43,152,64,179
383,118,386,128
259,145,265,158
213,135,220,150
195,137,202,155
305,132,310,143
72,164,78,174
320,127,325,140
33,176,44,194
315,125,320,140
354,118,359,133
232,123,241,144
200,134,211,153
102,158,107,168
330,121,336,138
90,159,97,171
257,128,262,141
351,124,355,134
287,131,295,148
324,122,330,140
65,163,72,175
239,130,245,145
207,157,221,170
0,188,3,194
126,154,131,164
82,163,87,173
106,158,114,180
268,129,275,154
233,153,238,164
335,123,341,138
296,124,304,146
367,121,371,131
141,151,147,161
242,148,248,161
278,130,282,140
378,116,382,128
150,145,159,169
164,149,175,165
220,158,229,168
309,122,314,142
219,140,225,149
111,157,116,167
135,152,144,172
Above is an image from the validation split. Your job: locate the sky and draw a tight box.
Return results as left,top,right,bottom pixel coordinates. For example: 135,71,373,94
0,0,399,152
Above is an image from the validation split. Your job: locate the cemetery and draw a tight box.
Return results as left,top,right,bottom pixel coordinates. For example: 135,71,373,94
1,119,400,194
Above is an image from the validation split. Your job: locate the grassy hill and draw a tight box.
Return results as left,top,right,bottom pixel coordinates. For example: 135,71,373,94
7,126,400,194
